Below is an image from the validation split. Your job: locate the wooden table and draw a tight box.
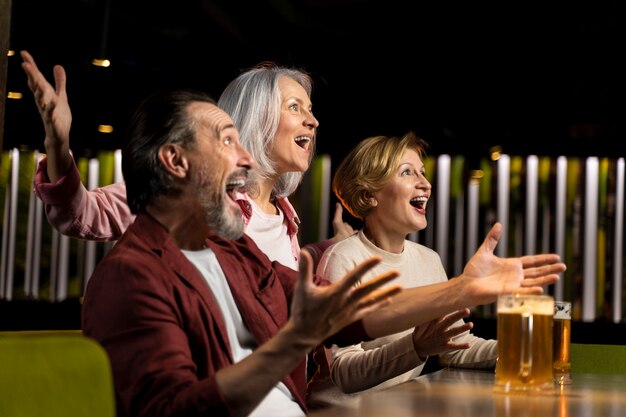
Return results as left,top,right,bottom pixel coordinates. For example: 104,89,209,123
308,368,626,417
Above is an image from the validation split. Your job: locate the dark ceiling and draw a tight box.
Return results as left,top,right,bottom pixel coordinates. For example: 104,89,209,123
4,0,626,165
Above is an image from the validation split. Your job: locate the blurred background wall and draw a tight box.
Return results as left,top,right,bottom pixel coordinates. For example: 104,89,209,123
1,0,625,339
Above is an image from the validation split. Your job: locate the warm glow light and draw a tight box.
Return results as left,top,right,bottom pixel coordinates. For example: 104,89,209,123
490,146,503,161
7,50,15,57
98,125,114,133
92,58,111,67
7,92,23,99
470,169,484,180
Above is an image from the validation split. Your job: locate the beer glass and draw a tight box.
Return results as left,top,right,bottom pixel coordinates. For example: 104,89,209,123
494,294,554,393
553,301,572,384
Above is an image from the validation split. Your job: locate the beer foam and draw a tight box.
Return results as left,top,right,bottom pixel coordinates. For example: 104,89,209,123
554,302,571,320
497,295,554,315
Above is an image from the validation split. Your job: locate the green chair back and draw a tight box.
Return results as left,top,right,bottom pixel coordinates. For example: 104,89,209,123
0,330,115,417
570,343,626,375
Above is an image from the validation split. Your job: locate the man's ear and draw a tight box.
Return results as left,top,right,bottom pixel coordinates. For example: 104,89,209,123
158,144,189,178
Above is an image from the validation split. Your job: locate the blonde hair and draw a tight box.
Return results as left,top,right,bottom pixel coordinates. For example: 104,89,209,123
333,132,427,220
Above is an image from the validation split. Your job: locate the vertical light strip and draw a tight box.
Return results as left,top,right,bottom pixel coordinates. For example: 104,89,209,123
25,152,44,297
466,177,479,260
525,155,538,255
56,234,70,301
613,158,624,323
497,155,510,257
454,193,465,276
84,158,100,288
0,166,7,298
436,155,451,269
452,156,465,275
56,225,69,300
114,149,123,183
539,157,551,254
554,157,567,301
49,229,59,302
32,164,43,298
24,162,36,296
2,149,20,300
583,157,598,322
318,155,331,242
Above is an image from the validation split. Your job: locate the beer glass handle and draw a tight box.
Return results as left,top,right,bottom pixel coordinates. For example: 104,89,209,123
518,311,533,381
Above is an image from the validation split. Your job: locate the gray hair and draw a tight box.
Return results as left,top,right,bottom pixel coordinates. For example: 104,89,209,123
218,63,315,198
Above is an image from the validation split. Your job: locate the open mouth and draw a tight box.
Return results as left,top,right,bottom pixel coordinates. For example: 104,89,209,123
410,196,428,210
294,136,311,150
226,178,246,200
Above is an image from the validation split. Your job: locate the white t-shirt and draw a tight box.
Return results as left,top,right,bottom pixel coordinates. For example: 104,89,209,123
244,198,298,270
182,248,304,417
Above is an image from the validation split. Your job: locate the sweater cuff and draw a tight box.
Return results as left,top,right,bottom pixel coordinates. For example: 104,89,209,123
397,332,425,364
33,156,82,205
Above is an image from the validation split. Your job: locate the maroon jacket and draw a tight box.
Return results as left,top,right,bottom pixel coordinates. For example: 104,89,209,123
82,213,368,417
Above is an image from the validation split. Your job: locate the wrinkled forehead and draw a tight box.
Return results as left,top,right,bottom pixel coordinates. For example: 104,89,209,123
189,101,230,123
189,101,237,136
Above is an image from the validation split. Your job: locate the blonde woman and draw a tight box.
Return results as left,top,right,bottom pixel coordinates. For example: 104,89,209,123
307,132,498,408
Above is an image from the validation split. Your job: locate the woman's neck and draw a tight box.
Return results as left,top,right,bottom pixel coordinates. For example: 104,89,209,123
252,178,279,215
363,222,406,254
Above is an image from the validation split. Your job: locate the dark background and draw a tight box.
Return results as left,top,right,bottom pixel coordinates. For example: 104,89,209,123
3,0,626,337
4,0,626,166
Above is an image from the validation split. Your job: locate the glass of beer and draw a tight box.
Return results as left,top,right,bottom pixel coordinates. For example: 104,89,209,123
553,301,572,385
494,294,554,393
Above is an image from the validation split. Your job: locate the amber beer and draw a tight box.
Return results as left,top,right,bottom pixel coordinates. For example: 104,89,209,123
495,295,554,393
552,301,572,384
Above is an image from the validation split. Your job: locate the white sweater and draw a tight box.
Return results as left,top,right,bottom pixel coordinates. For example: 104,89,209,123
306,230,497,408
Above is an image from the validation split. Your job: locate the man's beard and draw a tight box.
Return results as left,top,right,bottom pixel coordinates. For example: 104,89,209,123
194,168,245,240
205,195,244,240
